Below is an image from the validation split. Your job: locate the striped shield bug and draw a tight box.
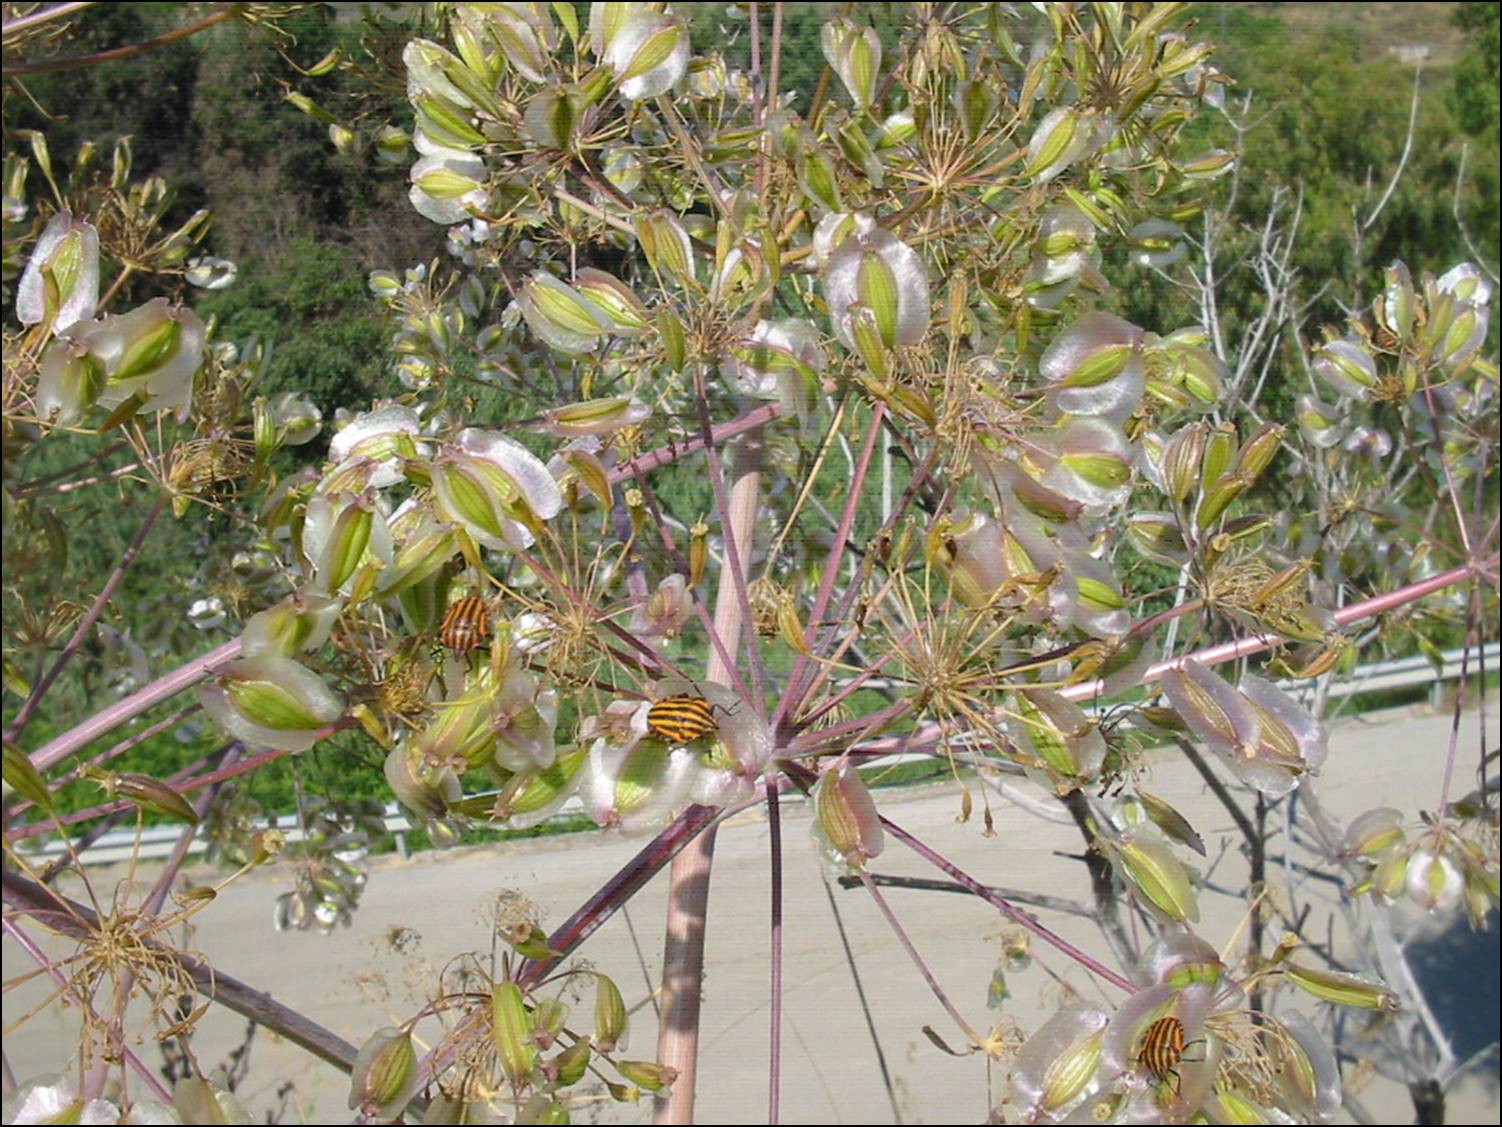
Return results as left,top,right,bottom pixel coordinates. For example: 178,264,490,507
1136,1015,1204,1096
646,693,719,745
439,594,491,655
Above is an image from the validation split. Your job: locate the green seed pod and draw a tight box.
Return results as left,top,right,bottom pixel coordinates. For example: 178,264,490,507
1281,963,1399,1011
613,1060,678,1093
492,982,539,1085
349,1027,418,1118
1199,421,1239,491
1233,423,1284,483
594,973,628,1053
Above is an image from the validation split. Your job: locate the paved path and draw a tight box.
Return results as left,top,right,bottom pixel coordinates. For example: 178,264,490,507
6,700,1498,1123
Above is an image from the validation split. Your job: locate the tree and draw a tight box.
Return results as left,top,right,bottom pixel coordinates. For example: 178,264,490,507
3,4,1497,1125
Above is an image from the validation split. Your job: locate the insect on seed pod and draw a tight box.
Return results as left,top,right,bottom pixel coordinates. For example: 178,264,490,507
1137,1014,1201,1095
439,594,491,655
645,694,719,745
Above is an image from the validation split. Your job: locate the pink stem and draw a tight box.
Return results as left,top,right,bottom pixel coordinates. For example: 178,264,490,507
607,403,781,486
629,468,753,703
654,428,765,1124
1060,558,1496,702
25,638,243,773
689,370,767,715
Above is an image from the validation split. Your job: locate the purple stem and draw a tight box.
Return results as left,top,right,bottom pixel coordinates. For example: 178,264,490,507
2,917,175,1104
847,558,1497,758
690,370,767,717
766,773,784,1125
773,404,886,735
1061,557,1496,701
881,816,1138,993
5,494,166,746
859,871,981,1045
2,870,360,1074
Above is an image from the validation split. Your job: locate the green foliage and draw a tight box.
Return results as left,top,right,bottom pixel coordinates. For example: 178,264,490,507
196,238,393,423
186,7,422,259
1450,3,1501,268
8,5,198,181
1199,4,1495,284
1451,2,1501,135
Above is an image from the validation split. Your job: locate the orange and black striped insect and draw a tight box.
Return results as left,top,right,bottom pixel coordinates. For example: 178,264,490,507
439,595,491,655
646,694,718,745
1137,1015,1202,1095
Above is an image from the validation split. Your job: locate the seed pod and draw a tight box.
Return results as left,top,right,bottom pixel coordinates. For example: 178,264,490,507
1368,846,1409,903
844,305,891,380
3,742,54,813
824,218,930,351
574,269,650,331
1009,1005,1109,1116
615,1060,678,1093
1282,963,1399,1011
1229,430,1281,492
530,998,569,1050
517,273,612,355
1313,338,1378,398
17,209,100,332
687,522,709,588
1199,421,1239,491
813,763,884,868
201,654,344,754
541,396,650,438
92,769,199,825
496,745,589,825
636,212,696,290
1025,107,1092,182
594,973,627,1052
1160,422,1207,504
349,1027,418,1118
1102,830,1200,923
601,11,688,100
1126,511,1190,565
800,150,842,213
657,308,686,370
1378,261,1416,343
821,18,881,108
492,982,538,1085
1195,471,1250,530
1340,808,1405,860
551,1038,591,1086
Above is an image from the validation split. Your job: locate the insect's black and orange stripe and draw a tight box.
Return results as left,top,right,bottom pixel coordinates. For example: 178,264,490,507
1138,1015,1187,1082
647,695,717,744
439,595,490,654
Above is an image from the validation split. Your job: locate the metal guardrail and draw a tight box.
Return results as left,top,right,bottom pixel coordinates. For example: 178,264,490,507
20,642,1498,866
